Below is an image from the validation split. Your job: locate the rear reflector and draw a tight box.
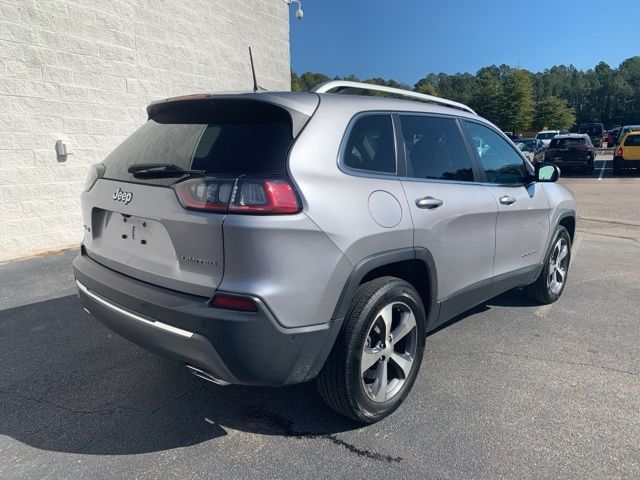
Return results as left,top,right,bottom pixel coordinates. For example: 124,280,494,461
210,294,257,312
174,177,301,215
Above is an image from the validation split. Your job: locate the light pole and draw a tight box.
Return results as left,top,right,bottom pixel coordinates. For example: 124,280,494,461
287,0,304,20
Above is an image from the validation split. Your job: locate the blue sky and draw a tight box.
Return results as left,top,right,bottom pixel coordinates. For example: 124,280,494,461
289,0,638,85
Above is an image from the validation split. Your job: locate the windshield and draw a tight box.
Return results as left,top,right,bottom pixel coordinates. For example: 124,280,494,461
537,132,558,140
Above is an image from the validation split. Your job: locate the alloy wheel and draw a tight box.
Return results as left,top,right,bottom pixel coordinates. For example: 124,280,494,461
361,301,418,403
548,237,570,294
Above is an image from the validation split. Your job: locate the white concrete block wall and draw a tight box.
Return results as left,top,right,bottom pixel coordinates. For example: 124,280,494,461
0,0,290,262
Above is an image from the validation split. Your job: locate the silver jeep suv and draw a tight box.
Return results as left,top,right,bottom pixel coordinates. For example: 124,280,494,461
74,81,576,423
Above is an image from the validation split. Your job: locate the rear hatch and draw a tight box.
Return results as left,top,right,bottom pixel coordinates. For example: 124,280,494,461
547,137,591,162
81,94,318,297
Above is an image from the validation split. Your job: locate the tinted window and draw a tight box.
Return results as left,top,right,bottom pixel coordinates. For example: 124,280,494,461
549,137,586,148
102,100,294,186
400,115,474,181
624,135,640,146
536,132,558,140
344,115,396,174
465,121,528,184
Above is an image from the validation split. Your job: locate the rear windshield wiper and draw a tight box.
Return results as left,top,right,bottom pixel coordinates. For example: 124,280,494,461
128,163,205,178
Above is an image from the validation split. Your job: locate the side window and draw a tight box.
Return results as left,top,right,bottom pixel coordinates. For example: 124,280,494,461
343,115,396,174
399,115,474,181
464,121,528,184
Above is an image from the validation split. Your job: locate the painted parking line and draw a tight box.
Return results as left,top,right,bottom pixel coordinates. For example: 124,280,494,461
598,160,609,180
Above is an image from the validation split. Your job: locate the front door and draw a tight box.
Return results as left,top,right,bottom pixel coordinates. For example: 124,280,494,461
397,114,498,321
463,120,550,293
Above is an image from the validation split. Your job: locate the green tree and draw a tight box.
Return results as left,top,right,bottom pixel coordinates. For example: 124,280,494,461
499,69,534,133
533,96,576,130
469,67,501,125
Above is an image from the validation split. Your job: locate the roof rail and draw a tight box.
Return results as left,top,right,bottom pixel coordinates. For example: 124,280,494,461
311,80,477,115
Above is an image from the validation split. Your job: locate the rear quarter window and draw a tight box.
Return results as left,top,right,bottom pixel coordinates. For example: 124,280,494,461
343,114,396,174
624,135,640,146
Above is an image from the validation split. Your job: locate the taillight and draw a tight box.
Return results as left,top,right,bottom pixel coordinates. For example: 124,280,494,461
174,178,235,212
210,293,257,312
229,178,300,214
576,146,590,152
174,177,301,214
617,147,624,157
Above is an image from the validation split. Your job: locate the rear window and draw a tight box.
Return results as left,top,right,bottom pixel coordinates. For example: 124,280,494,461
102,99,294,185
579,124,603,135
549,137,586,148
624,135,640,146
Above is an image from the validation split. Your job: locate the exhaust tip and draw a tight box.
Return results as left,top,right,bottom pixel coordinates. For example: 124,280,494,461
186,364,229,386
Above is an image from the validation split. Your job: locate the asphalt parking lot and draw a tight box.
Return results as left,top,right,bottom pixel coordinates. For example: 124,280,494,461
1,151,639,480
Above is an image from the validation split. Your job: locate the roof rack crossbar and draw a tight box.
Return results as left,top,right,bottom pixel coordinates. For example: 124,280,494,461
311,80,476,115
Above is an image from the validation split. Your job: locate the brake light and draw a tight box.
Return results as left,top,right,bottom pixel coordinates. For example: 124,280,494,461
617,147,624,157
210,293,257,312
174,177,301,214
229,178,301,214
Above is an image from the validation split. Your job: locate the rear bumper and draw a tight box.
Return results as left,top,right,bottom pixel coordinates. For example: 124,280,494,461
614,157,640,168
73,253,340,386
545,158,593,168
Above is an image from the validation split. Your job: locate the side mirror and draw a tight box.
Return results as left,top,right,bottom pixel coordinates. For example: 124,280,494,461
536,162,560,182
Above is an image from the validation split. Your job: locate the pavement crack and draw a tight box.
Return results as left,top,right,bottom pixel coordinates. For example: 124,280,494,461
578,217,640,228
244,408,402,463
0,389,142,416
489,351,639,377
576,229,639,244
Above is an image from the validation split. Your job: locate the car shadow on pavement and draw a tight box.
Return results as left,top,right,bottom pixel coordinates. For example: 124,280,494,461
0,295,361,456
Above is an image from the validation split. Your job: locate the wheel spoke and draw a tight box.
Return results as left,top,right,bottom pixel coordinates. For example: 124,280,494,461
391,311,416,343
556,267,566,283
390,352,413,378
361,347,383,373
372,360,388,402
378,304,394,338
557,243,569,262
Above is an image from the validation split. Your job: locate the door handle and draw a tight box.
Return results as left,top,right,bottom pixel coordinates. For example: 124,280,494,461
416,196,443,209
499,195,516,205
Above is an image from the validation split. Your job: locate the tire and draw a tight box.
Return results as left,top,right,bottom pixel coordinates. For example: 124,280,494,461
525,226,571,305
316,277,426,423
613,157,622,175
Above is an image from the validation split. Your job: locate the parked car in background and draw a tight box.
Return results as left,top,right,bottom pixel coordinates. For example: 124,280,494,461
607,126,621,147
614,125,640,146
516,138,545,163
578,123,604,148
536,130,561,147
613,131,640,174
544,134,596,174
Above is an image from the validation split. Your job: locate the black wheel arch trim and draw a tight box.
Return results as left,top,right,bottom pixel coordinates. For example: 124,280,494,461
330,247,439,328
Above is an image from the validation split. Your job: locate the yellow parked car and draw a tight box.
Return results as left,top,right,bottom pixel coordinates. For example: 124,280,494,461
613,131,640,175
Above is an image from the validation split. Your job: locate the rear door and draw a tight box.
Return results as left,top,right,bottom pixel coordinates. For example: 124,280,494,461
398,114,498,318
82,98,308,296
462,120,550,292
